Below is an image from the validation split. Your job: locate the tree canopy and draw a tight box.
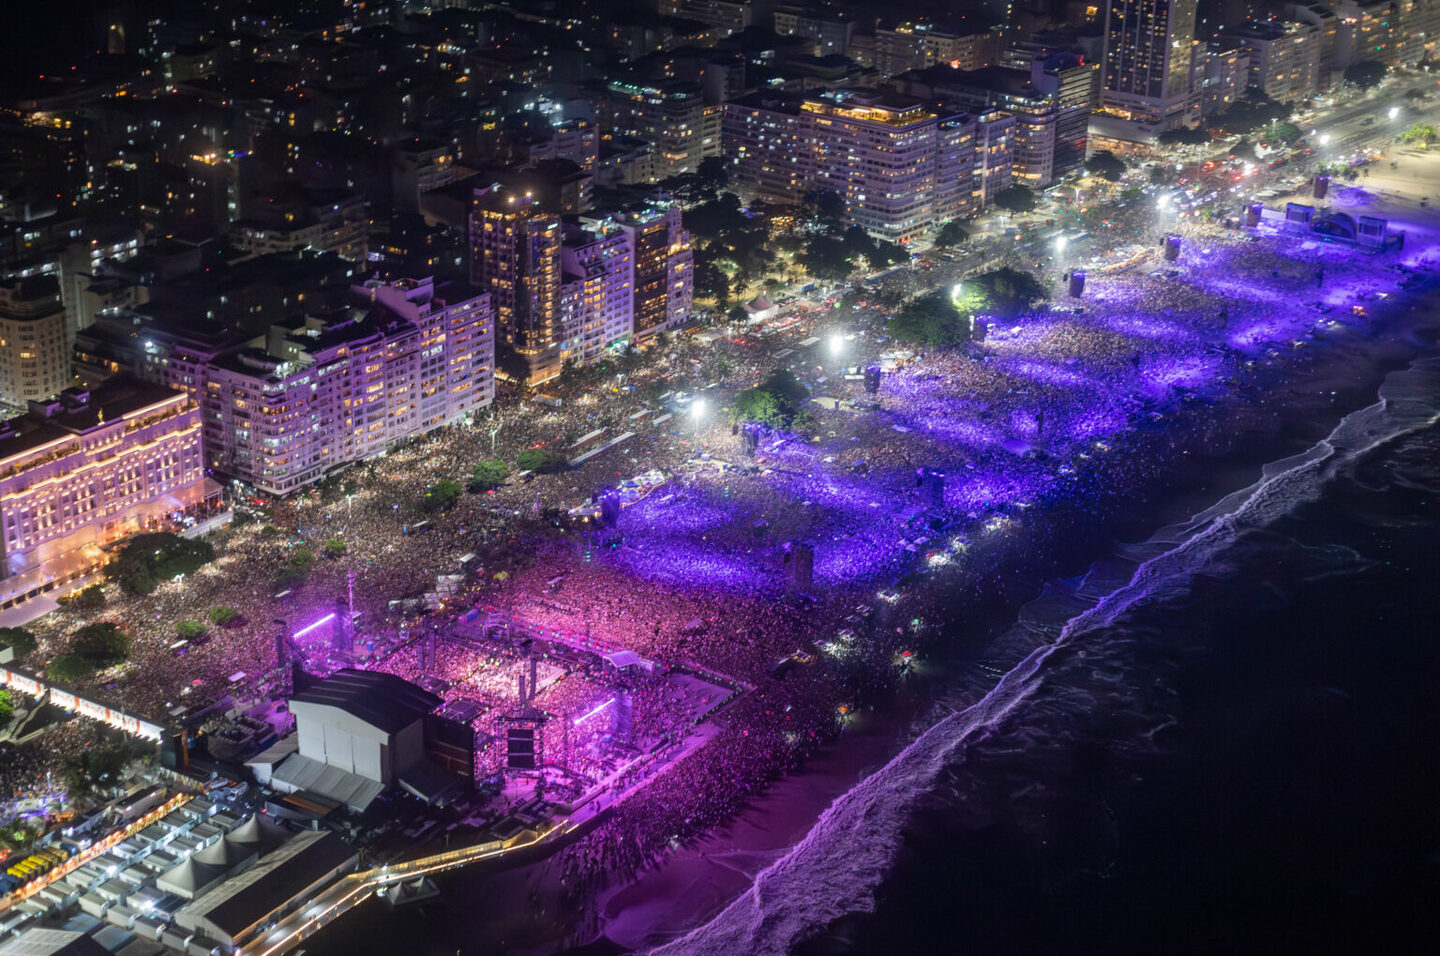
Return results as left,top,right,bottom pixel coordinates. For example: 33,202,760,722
888,290,973,347
1399,122,1438,146
71,621,130,672
0,628,37,660
515,448,569,474
1085,150,1126,182
731,368,811,429
934,220,970,247
422,479,464,512
963,267,1045,319
993,185,1036,214
105,533,215,595
1260,120,1302,145
1344,59,1387,89
1208,91,1291,135
471,459,509,490
1158,126,1211,146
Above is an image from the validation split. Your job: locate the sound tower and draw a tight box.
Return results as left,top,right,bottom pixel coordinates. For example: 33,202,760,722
1068,272,1086,298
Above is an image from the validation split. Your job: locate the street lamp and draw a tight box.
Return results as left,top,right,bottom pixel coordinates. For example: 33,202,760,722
691,399,707,437
827,334,845,361
1388,106,1400,120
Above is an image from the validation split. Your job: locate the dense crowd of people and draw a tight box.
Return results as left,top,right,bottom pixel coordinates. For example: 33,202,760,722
8,140,1439,878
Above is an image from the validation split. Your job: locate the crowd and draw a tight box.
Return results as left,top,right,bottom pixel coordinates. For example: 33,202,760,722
7,137,1437,873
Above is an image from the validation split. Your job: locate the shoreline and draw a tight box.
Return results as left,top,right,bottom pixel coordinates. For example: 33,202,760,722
569,272,1440,954
298,149,1440,956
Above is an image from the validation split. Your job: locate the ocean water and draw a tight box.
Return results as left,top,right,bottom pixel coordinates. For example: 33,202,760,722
654,356,1440,956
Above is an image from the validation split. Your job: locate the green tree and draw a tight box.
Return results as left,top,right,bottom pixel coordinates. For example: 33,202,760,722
1208,91,1291,135
965,267,1045,319
888,290,973,346
0,688,13,722
47,653,91,684
934,221,970,247
1229,139,1258,161
470,459,509,490
0,627,38,659
1344,59,1387,89
208,606,239,626
105,532,215,595
697,155,729,191
731,388,785,428
323,537,348,557
515,448,568,474
1399,122,1438,146
993,185,1036,214
801,188,846,231
1261,120,1302,145
70,622,130,670
176,620,207,640
422,480,464,513
867,240,908,269
798,235,853,280
1085,150,1127,182
288,548,316,573
1157,126,1211,146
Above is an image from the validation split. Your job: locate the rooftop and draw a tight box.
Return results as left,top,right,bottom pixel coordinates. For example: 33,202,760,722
290,668,441,734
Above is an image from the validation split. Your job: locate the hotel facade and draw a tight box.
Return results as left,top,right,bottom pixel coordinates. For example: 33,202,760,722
722,90,1014,241
0,378,220,610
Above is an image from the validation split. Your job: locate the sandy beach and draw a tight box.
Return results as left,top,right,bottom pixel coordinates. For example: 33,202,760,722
573,142,1440,956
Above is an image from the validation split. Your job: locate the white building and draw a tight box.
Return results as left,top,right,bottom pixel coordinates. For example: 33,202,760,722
263,669,442,810
724,89,1014,239
0,276,71,409
1225,20,1322,102
0,377,220,611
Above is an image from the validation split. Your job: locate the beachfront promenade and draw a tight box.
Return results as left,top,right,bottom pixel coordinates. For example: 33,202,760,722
247,825,561,956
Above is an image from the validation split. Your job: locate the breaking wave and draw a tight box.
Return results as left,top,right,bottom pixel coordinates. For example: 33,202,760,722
649,357,1440,956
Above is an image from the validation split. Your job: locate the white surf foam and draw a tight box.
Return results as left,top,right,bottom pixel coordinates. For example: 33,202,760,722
648,358,1440,956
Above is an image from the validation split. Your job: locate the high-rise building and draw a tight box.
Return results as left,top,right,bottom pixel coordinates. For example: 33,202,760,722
1198,43,1253,117
469,188,565,383
201,280,495,495
723,90,1013,240
615,202,693,341
773,5,856,56
470,189,693,381
1101,0,1200,128
0,276,72,409
896,52,1096,188
0,377,219,611
658,0,755,34
1331,0,1401,67
1225,20,1322,102
559,220,635,365
606,80,716,181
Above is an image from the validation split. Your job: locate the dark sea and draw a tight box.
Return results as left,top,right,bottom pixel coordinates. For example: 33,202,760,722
651,349,1440,956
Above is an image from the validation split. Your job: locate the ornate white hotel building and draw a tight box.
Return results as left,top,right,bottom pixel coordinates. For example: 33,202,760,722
0,378,220,610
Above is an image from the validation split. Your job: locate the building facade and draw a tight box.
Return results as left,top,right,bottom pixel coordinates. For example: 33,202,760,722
1225,20,1322,102
0,276,72,409
0,378,218,609
723,90,1013,238
200,278,495,495
470,189,693,382
1101,0,1200,128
